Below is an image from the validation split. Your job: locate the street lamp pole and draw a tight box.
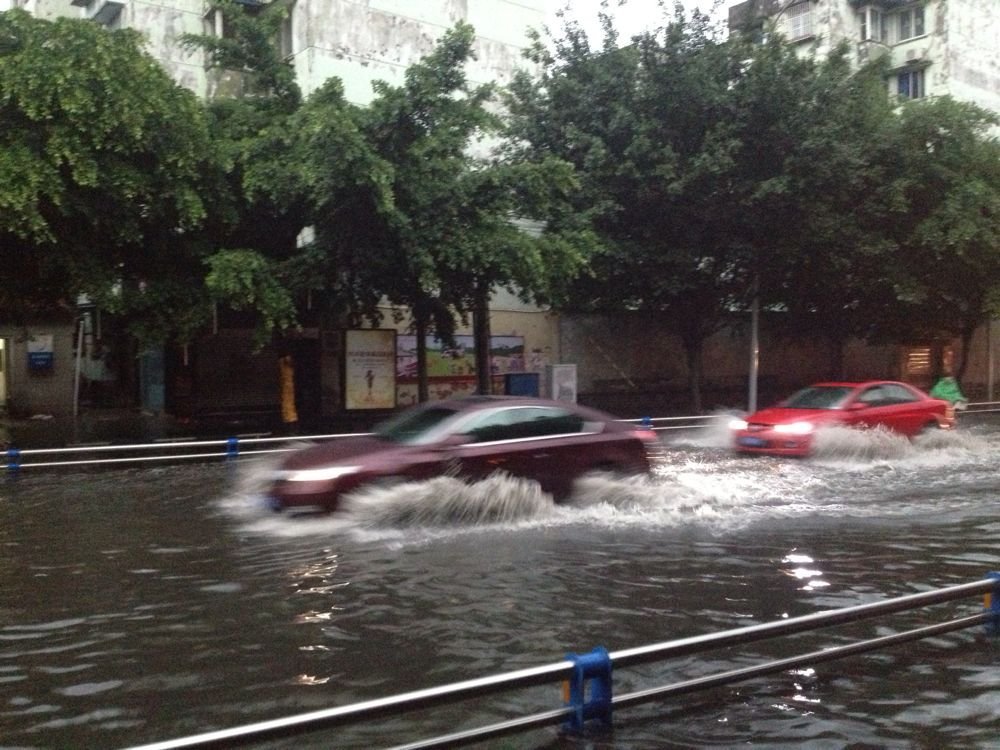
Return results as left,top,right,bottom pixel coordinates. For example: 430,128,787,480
748,274,760,413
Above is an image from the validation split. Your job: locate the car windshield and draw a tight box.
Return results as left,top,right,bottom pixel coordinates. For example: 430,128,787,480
782,386,855,409
373,406,460,445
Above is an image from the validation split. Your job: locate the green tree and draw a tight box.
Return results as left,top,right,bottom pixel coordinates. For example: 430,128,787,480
743,50,901,378
507,9,761,411
181,0,305,342
873,97,1000,381
0,10,213,338
294,22,589,399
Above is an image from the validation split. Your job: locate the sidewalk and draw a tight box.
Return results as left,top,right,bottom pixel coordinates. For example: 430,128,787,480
0,409,185,450
0,407,380,450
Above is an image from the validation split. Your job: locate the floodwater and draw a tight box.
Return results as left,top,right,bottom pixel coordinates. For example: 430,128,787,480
2,417,999,749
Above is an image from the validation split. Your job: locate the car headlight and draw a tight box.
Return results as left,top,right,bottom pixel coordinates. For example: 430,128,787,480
728,418,749,430
774,422,814,435
282,465,361,482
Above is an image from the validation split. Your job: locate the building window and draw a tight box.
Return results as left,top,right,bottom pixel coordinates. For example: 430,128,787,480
207,0,264,40
896,4,925,42
897,69,925,99
858,6,886,42
785,2,814,41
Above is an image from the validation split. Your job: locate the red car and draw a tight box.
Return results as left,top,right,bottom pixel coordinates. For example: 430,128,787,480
267,396,660,513
729,380,955,457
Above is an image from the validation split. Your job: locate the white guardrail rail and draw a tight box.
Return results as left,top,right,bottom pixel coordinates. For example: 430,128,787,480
2,401,996,474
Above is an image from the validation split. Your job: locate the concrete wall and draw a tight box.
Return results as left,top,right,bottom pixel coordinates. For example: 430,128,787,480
558,311,998,416
943,0,1000,114
290,0,543,101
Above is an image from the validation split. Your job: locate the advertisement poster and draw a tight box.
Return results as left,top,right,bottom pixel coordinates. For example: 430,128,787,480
344,330,396,410
396,335,525,378
395,335,524,406
27,334,54,372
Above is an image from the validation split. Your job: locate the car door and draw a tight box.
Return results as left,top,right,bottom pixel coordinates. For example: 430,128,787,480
449,406,593,497
849,384,923,435
876,383,930,435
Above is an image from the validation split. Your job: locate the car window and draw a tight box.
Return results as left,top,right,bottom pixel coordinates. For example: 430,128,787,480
857,386,885,406
465,407,585,443
879,384,919,404
784,386,854,409
374,406,460,444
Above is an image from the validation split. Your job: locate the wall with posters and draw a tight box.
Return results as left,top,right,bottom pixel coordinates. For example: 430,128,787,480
395,334,522,406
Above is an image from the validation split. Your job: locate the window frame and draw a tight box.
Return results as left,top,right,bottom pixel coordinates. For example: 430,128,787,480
894,3,926,43
896,68,925,99
785,1,815,41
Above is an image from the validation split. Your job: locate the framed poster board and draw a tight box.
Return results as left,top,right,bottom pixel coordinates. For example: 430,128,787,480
344,330,396,410
28,334,54,372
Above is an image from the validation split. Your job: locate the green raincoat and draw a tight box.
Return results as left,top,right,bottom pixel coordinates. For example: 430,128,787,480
929,376,967,405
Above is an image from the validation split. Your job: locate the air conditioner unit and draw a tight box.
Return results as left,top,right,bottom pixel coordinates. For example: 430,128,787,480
70,0,123,23
906,47,928,64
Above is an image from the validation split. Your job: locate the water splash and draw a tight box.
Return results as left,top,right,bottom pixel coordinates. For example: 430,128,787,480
340,474,555,528
215,423,1000,536
668,410,742,450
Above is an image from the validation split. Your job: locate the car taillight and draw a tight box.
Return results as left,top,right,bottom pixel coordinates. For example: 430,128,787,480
634,429,658,441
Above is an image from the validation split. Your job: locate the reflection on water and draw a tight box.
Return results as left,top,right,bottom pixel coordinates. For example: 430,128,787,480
1,419,999,748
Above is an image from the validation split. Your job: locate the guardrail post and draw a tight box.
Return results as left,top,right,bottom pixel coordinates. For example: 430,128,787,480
226,437,239,462
641,416,652,428
986,572,1000,636
6,447,19,478
562,646,613,735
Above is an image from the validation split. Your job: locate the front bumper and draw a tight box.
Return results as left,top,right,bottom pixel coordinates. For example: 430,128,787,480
733,432,812,456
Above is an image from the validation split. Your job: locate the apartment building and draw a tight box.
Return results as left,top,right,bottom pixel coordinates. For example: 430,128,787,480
727,0,1000,115
1,0,544,101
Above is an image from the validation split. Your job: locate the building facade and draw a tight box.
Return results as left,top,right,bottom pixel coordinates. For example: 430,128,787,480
727,0,1000,114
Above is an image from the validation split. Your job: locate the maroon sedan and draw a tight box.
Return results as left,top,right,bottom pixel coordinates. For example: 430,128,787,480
266,396,660,513
729,380,955,457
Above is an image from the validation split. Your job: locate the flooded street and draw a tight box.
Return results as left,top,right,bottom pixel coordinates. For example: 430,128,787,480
2,417,999,749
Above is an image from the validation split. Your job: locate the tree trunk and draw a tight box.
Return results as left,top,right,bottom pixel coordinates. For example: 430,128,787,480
415,313,429,403
956,325,975,384
828,336,846,380
683,336,704,414
473,282,492,395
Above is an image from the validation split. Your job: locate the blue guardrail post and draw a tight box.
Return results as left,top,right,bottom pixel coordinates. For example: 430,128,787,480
641,416,652,428
563,646,613,734
6,447,19,478
986,571,1000,636
226,437,239,462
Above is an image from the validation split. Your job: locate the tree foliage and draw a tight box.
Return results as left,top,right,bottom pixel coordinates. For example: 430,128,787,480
0,10,213,332
507,7,1000,406
291,22,590,396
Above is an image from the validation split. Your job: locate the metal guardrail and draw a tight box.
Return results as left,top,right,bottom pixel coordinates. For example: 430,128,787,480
2,432,372,473
3,400,994,473
963,400,1000,415
124,574,1000,750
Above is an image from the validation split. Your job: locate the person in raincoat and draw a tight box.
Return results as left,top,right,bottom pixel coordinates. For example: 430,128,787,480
930,374,968,410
